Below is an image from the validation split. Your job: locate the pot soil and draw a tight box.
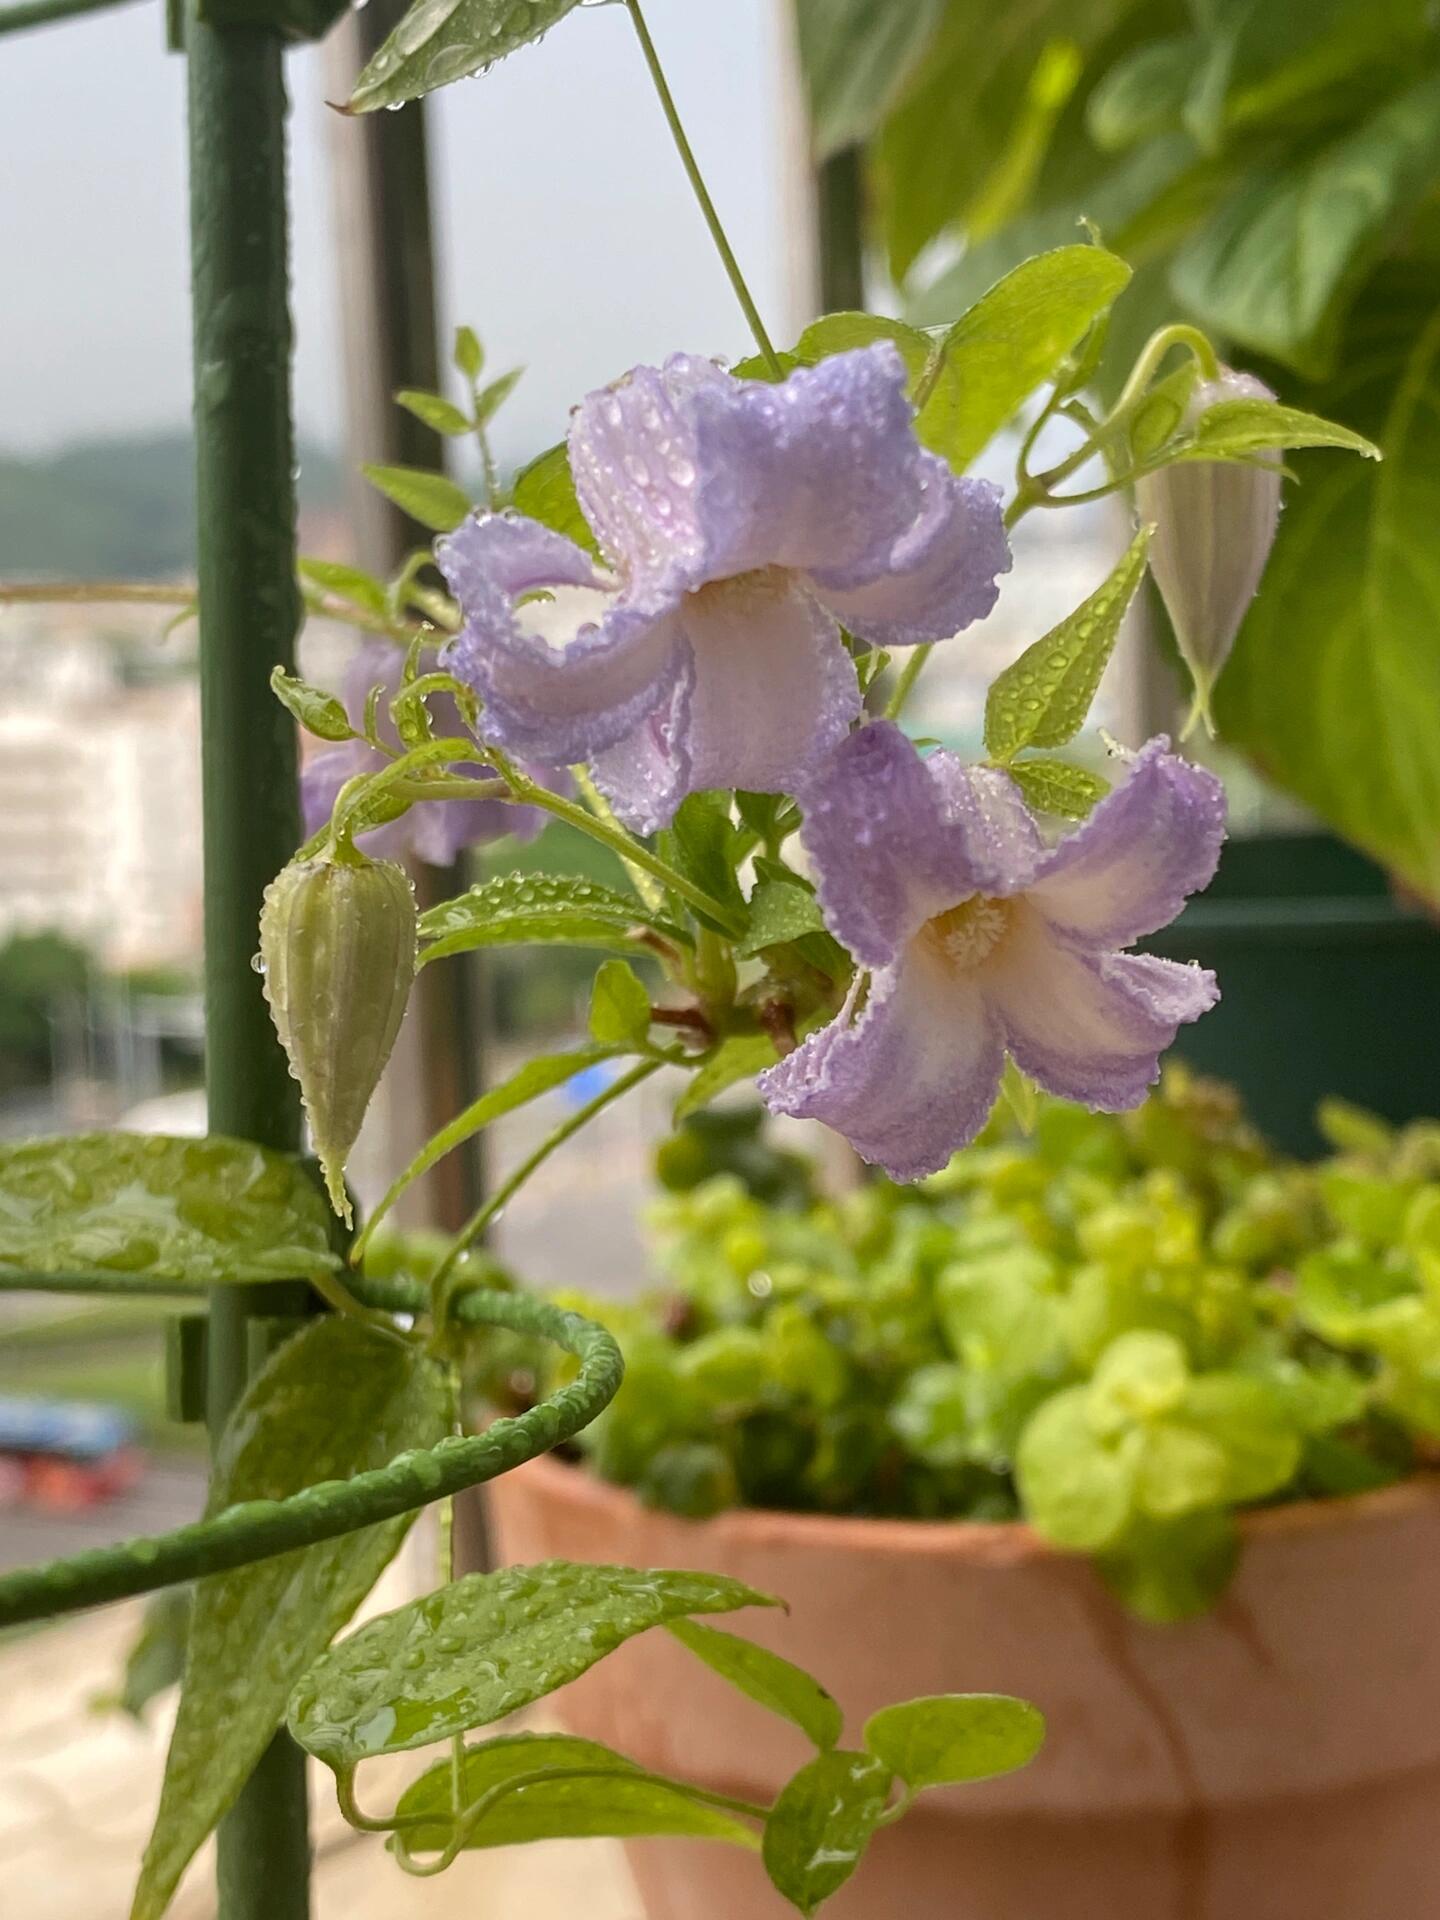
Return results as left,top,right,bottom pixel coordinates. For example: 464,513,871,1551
483,1455,1440,1920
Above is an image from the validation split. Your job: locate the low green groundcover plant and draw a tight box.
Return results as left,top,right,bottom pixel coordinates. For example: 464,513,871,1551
475,1077,1440,1623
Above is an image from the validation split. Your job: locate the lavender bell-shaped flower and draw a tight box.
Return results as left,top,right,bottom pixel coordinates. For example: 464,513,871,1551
1136,368,1281,737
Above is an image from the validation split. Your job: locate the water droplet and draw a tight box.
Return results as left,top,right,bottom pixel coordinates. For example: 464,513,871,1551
250,951,268,974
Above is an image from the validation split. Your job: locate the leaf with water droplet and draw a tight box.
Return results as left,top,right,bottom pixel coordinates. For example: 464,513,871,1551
1007,757,1110,818
761,1749,893,1915
288,1561,778,1770
417,871,683,964
347,0,587,114
862,1694,1045,1791
985,525,1151,762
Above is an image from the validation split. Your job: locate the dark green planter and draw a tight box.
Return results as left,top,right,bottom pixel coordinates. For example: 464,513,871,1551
1143,834,1440,1157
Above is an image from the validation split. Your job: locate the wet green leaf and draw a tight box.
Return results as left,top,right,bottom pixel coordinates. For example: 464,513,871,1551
269,666,355,743
985,525,1151,761
863,1693,1044,1789
418,871,682,964
1007,758,1110,818
667,1619,843,1752
348,0,586,113
395,388,473,436
393,1731,759,1853
762,1749,892,1916
362,463,471,534
289,1561,777,1770
589,960,653,1050
737,879,827,957
0,1132,342,1289
510,441,599,556
791,311,932,384
674,1032,782,1122
132,1319,450,1920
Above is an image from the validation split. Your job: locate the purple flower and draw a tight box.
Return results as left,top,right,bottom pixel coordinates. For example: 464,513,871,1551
300,640,553,865
759,723,1225,1181
436,346,1011,831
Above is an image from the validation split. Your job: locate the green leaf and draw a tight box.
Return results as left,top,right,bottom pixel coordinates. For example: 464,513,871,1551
1178,1374,1302,1503
297,556,390,618
1007,757,1110,817
348,0,586,113
1015,1386,1136,1549
984,525,1151,761
1180,396,1380,463
0,1132,341,1289
916,246,1133,472
107,1587,191,1723
453,324,484,382
475,367,524,425
1215,268,1440,906
418,871,683,965
269,665,355,743
762,1749,892,1916
393,1731,759,1853
132,1320,450,1920
589,959,653,1050
791,312,933,384
288,1561,777,1770
362,463,471,534
794,0,946,157
395,388,473,436
667,1619,843,1752
862,1694,1045,1789
1097,1509,1239,1623
511,441,600,556
737,879,827,957
660,794,747,926
1087,36,1195,152
1171,69,1440,375
674,1032,782,1122
359,1046,624,1245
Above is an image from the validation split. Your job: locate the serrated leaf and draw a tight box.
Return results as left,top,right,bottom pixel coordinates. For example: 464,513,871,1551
395,388,473,436
358,1046,624,1246
762,1749,892,1916
288,1561,776,1770
348,0,586,113
269,665,355,743
667,1619,843,1752
985,526,1151,761
0,1133,341,1289
674,1032,781,1122
475,367,523,425
737,879,827,957
1179,397,1380,463
589,960,653,1050
394,1731,760,1853
916,247,1132,473
362,463,471,534
418,872,682,965
862,1694,1045,1790
1007,758,1110,818
794,0,945,157
132,1320,450,1920
453,324,484,382
511,441,600,557
297,556,390,618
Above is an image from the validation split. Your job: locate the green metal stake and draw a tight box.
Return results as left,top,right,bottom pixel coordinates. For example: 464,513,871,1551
186,6,312,1914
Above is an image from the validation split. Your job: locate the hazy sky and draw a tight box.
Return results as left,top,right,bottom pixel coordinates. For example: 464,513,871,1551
2,0,789,458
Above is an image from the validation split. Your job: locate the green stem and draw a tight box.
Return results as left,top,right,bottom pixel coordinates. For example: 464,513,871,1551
432,1058,661,1286
0,580,191,606
0,0,140,34
624,0,782,377
884,644,932,722
573,765,668,915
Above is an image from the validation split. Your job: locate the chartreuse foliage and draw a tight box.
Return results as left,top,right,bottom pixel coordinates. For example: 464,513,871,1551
480,1075,1440,1627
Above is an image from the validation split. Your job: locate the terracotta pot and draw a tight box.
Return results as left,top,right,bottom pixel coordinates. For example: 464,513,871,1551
481,1455,1440,1920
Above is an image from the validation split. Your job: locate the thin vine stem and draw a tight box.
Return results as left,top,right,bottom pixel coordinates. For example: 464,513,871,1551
623,0,782,377
0,0,140,35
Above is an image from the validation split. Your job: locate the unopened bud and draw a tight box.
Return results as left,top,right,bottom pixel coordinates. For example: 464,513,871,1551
1136,368,1281,736
258,851,417,1225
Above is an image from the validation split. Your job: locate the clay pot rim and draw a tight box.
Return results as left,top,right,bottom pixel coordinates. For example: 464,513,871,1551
514,1449,1440,1565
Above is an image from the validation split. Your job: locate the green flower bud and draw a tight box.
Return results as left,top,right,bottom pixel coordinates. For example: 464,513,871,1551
1136,368,1281,737
258,850,417,1225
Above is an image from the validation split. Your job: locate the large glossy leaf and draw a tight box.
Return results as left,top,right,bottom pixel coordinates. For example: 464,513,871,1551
1171,69,1440,375
985,526,1151,761
794,0,946,158
667,1619,843,1752
1216,268,1440,906
761,1749,893,1916
393,1731,759,1853
131,1319,450,1920
862,1694,1045,1789
289,1561,777,1771
0,1132,341,1289
915,246,1132,472
418,872,682,964
348,0,586,113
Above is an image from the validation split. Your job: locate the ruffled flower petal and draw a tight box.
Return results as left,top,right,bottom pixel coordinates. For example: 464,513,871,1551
588,665,695,837
681,572,860,797
1028,738,1226,948
807,464,1010,650
796,722,980,970
759,947,1005,1183
986,905,1219,1108
927,755,1046,896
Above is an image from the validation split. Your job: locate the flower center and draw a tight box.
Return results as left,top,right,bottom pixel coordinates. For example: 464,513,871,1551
924,896,1013,972
688,566,791,618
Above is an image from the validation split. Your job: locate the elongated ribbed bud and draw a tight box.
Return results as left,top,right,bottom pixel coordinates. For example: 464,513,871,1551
258,850,417,1225
1136,367,1281,737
